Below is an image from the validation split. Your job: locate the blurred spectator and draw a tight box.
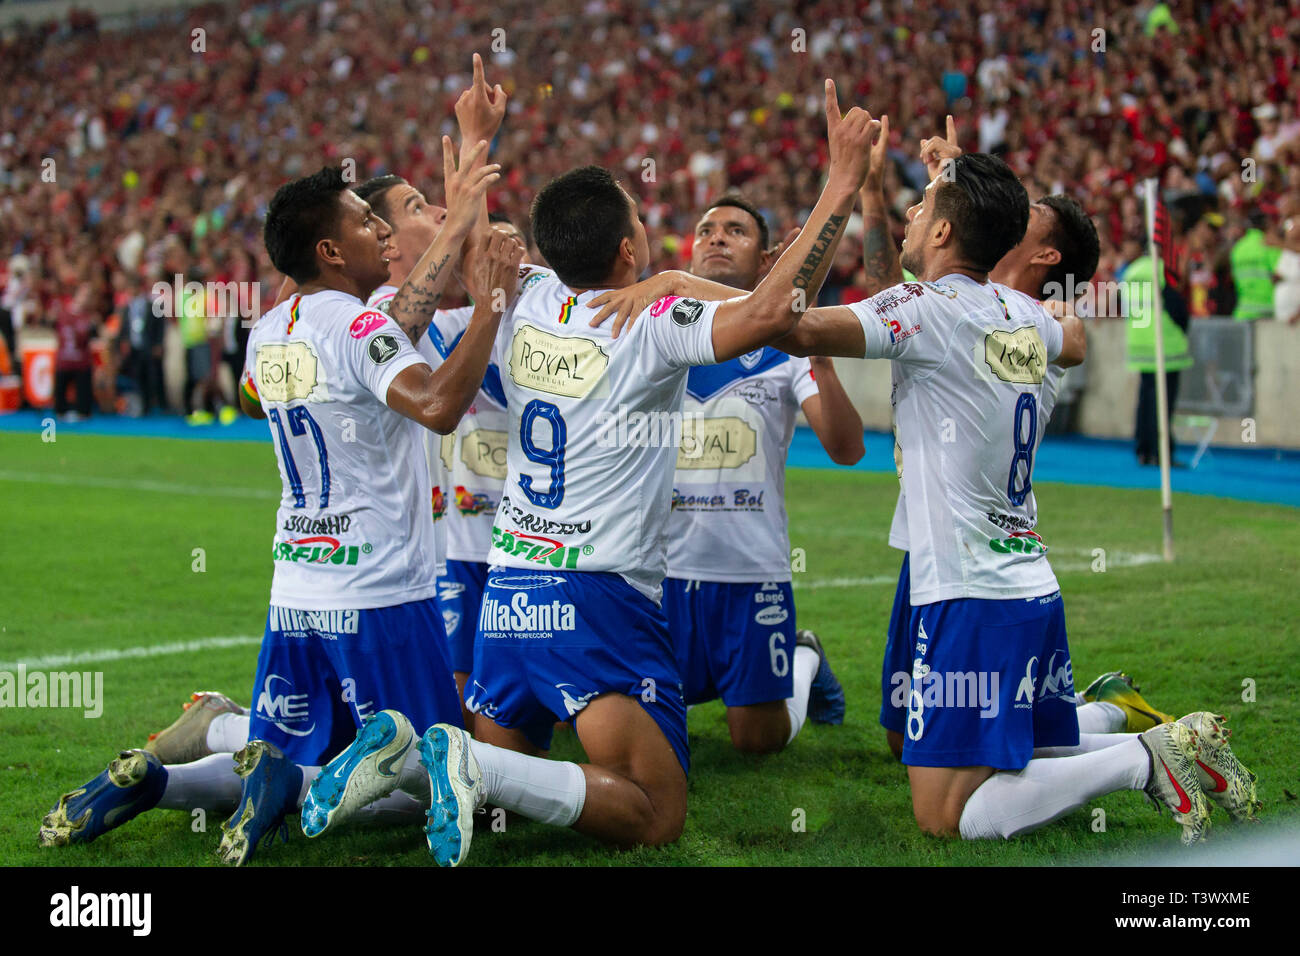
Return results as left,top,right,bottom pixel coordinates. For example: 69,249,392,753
1122,250,1192,466
53,283,96,420
1230,212,1283,320
119,271,166,415
1275,215,1300,324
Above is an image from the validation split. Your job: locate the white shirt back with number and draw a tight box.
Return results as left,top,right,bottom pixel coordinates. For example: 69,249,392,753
666,351,818,582
247,288,436,610
488,276,719,603
848,276,1064,605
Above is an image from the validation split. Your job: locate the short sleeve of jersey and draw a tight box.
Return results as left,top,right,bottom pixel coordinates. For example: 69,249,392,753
790,356,819,406
847,285,934,364
340,310,428,403
1036,304,1065,364
634,295,719,373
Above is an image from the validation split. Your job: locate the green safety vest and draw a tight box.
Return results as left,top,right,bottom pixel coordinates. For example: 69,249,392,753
179,287,209,347
1230,229,1282,321
1123,255,1192,372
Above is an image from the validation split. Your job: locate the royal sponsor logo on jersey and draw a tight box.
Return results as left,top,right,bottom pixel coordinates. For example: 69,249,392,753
509,324,608,399
983,327,1047,384
454,485,495,516
272,536,371,565
1014,650,1073,708
256,342,320,402
498,496,591,535
492,526,591,568
989,529,1048,554
460,427,509,479
282,513,353,536
671,488,766,511
348,311,388,339
478,592,578,636
676,416,757,469
256,674,316,736
267,607,360,635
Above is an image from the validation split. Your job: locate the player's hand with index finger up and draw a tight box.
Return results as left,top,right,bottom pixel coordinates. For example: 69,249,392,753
823,79,882,197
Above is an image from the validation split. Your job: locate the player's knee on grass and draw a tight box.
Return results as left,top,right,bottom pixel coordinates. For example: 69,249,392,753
726,701,790,755
885,730,904,761
575,694,687,847
907,764,996,837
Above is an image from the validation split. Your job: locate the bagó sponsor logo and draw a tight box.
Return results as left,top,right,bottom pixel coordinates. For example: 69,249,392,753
256,674,316,736
272,536,372,565
755,605,788,625
491,526,591,568
478,592,578,635
990,529,1048,554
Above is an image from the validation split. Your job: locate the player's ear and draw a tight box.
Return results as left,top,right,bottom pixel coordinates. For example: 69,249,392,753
1032,247,1062,266
931,217,952,249
315,237,345,270
618,235,636,268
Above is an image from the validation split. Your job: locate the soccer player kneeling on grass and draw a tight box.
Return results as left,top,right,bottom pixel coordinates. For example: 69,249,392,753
37,141,524,864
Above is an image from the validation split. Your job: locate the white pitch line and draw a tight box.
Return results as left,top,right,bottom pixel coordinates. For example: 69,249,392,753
0,635,262,672
0,470,277,500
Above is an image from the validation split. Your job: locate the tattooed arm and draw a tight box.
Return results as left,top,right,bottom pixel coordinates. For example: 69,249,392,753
860,114,904,296
388,137,500,346
709,81,878,361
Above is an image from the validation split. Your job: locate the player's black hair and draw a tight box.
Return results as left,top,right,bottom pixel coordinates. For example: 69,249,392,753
530,165,636,287
932,153,1028,273
488,210,515,226
1039,194,1101,298
702,193,770,250
263,166,352,283
354,174,406,225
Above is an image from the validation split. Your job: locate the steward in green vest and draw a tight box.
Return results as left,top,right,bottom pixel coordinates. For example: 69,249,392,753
1123,255,1192,372
1230,227,1282,321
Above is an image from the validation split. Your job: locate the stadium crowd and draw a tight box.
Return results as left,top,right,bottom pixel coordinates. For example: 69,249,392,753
1,0,1298,417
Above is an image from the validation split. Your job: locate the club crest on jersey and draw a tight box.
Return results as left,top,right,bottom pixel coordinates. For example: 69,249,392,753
367,333,401,365
738,349,764,369
349,311,388,339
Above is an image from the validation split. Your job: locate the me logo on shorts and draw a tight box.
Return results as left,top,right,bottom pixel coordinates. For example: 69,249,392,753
256,674,316,736
464,681,499,720
1014,650,1074,709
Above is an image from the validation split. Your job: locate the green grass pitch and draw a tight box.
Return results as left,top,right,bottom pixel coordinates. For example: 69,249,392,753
1,431,1297,866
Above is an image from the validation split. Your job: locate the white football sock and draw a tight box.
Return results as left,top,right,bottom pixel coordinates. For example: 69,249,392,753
395,746,432,801
205,713,251,753
958,739,1149,839
1075,701,1127,734
785,645,820,744
156,753,243,811
352,789,427,824
1034,732,1140,758
470,740,586,827
294,766,320,808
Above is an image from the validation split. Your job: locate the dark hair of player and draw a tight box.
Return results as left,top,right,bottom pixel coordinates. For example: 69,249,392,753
1039,194,1101,297
353,174,406,224
705,193,770,250
263,166,353,283
530,165,636,287
932,153,1029,273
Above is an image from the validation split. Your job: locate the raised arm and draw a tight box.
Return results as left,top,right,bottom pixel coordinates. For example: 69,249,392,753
859,114,903,295
801,358,865,465
388,137,499,346
385,228,524,433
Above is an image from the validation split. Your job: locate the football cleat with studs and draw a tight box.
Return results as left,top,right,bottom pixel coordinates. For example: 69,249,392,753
300,709,415,839
1081,671,1174,733
145,691,248,765
419,724,484,867
39,750,167,847
1138,721,1212,845
216,740,302,866
1177,712,1261,822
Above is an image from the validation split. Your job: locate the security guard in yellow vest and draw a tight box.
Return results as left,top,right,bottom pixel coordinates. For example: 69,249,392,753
1123,253,1193,465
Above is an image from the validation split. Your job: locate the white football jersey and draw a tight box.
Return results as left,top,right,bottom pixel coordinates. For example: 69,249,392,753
848,276,1064,605
488,275,720,603
366,284,450,574
246,289,436,610
666,351,818,582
